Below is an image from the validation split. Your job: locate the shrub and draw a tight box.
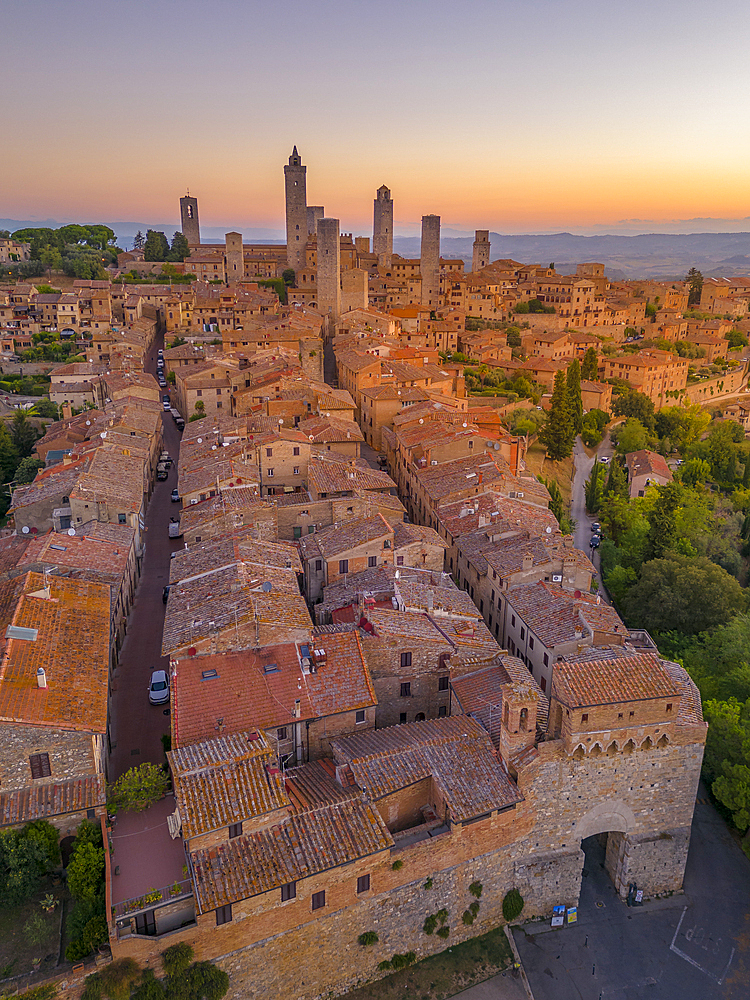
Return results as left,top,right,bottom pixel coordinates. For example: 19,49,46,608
469,901,480,916
462,909,475,926
72,818,103,852
164,960,228,1000
391,859,403,871
24,910,50,946
469,881,483,898
67,842,105,900
95,959,141,1000
0,829,47,906
67,937,94,963
131,970,165,1000
436,926,450,939
377,960,392,971
22,819,60,868
162,943,194,978
423,878,433,889
423,914,438,935
16,986,58,1000
436,908,448,923
389,952,416,970
502,888,524,922
358,931,378,946
83,915,108,952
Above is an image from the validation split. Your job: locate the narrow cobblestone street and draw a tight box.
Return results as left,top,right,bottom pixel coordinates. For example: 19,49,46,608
108,335,183,781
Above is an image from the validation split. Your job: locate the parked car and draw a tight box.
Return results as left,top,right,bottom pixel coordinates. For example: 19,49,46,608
599,456,610,465
148,668,170,706
162,394,170,411
591,521,601,532
156,463,168,481
171,488,180,503
160,451,172,468
162,585,170,604
590,535,601,549
168,517,181,538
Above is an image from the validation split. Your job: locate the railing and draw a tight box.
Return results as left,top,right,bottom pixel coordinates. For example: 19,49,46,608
113,878,192,919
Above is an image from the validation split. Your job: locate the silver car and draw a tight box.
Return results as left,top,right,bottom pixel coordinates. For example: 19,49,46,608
148,669,170,706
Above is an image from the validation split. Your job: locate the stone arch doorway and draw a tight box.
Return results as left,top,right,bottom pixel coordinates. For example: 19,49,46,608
576,800,637,900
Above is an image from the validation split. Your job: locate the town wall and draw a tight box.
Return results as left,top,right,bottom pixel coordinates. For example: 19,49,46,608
680,364,748,405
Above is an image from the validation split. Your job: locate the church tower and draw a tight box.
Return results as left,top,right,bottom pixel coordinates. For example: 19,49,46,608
180,193,200,246
373,185,393,264
284,146,308,274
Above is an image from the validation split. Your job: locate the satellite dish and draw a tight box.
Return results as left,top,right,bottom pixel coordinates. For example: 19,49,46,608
85,420,91,426
100,431,107,438
68,527,76,536
197,437,203,444
211,444,217,450
21,526,29,534
546,526,552,534
278,418,284,425
419,418,424,424
261,581,273,592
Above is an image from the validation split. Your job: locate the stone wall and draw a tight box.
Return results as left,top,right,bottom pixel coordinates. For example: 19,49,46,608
0,723,96,789
361,633,452,727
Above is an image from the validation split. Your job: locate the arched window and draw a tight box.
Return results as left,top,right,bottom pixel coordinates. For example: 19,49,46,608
415,712,426,722
519,708,528,732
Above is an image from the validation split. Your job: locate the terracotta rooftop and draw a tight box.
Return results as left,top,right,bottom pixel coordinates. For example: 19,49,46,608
284,759,358,810
71,449,145,512
505,581,625,647
553,652,681,708
0,572,110,733
331,716,522,822
625,449,672,482
451,658,543,748
171,631,375,747
169,534,300,584
437,490,559,541
0,774,105,827
190,795,392,913
308,455,396,497
169,731,288,840
299,515,392,562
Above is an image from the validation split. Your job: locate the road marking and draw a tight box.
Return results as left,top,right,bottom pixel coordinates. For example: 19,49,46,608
669,906,735,984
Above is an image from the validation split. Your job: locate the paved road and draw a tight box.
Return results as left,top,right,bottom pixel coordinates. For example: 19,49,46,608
514,785,750,999
108,334,183,781
571,433,613,592
448,970,527,1000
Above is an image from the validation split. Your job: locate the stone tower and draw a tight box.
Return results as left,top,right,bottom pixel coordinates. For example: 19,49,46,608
307,206,325,239
472,230,490,272
284,146,307,274
180,193,200,246
225,232,243,285
373,185,393,264
317,218,341,320
420,214,440,309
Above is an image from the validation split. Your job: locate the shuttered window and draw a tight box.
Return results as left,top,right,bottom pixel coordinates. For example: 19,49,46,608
29,753,51,779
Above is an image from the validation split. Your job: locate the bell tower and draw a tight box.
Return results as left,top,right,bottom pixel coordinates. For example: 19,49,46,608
180,192,200,246
284,146,308,274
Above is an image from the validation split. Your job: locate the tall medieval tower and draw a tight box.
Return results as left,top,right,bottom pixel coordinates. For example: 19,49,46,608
420,214,440,309
284,146,307,273
373,185,393,263
472,230,490,272
307,206,325,239
225,232,243,285
317,218,341,319
180,193,200,246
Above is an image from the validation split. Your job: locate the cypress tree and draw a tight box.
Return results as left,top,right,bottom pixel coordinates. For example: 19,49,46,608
540,370,573,460
581,346,599,381
567,358,584,437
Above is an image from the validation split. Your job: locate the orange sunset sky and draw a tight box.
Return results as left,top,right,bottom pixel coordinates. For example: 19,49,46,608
3,0,750,236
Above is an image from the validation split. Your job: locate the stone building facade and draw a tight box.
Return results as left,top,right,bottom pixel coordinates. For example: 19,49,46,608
284,146,307,273
317,217,341,319
472,230,490,272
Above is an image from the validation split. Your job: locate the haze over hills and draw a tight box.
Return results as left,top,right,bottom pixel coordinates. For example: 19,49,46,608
4,217,750,281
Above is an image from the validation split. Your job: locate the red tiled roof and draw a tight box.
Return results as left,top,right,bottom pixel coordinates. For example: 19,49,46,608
553,653,681,708
0,774,105,827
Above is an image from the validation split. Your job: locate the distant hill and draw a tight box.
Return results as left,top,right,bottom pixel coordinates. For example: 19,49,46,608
5,217,750,280
393,231,750,280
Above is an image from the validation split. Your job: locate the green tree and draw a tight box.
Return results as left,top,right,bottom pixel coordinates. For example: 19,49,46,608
0,423,20,483
621,554,745,635
31,399,59,420
22,819,60,868
0,829,47,906
281,268,296,287
14,456,44,484
727,329,748,350
614,417,649,455
566,359,583,436
11,410,40,458
680,457,711,487
604,458,629,501
545,477,565,524
581,347,599,381
685,267,704,307
67,842,105,900
646,481,683,558
539,370,573,460
133,231,145,251
108,762,169,813
612,389,655,432
143,230,170,262
713,763,750,832
169,232,190,262
585,459,605,514
162,944,194,978
165,962,229,1000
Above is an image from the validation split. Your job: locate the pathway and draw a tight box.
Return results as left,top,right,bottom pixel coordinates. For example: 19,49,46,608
571,433,612,595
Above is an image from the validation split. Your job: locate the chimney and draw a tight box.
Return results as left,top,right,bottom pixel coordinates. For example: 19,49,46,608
522,553,533,571
36,667,47,689
426,590,434,613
